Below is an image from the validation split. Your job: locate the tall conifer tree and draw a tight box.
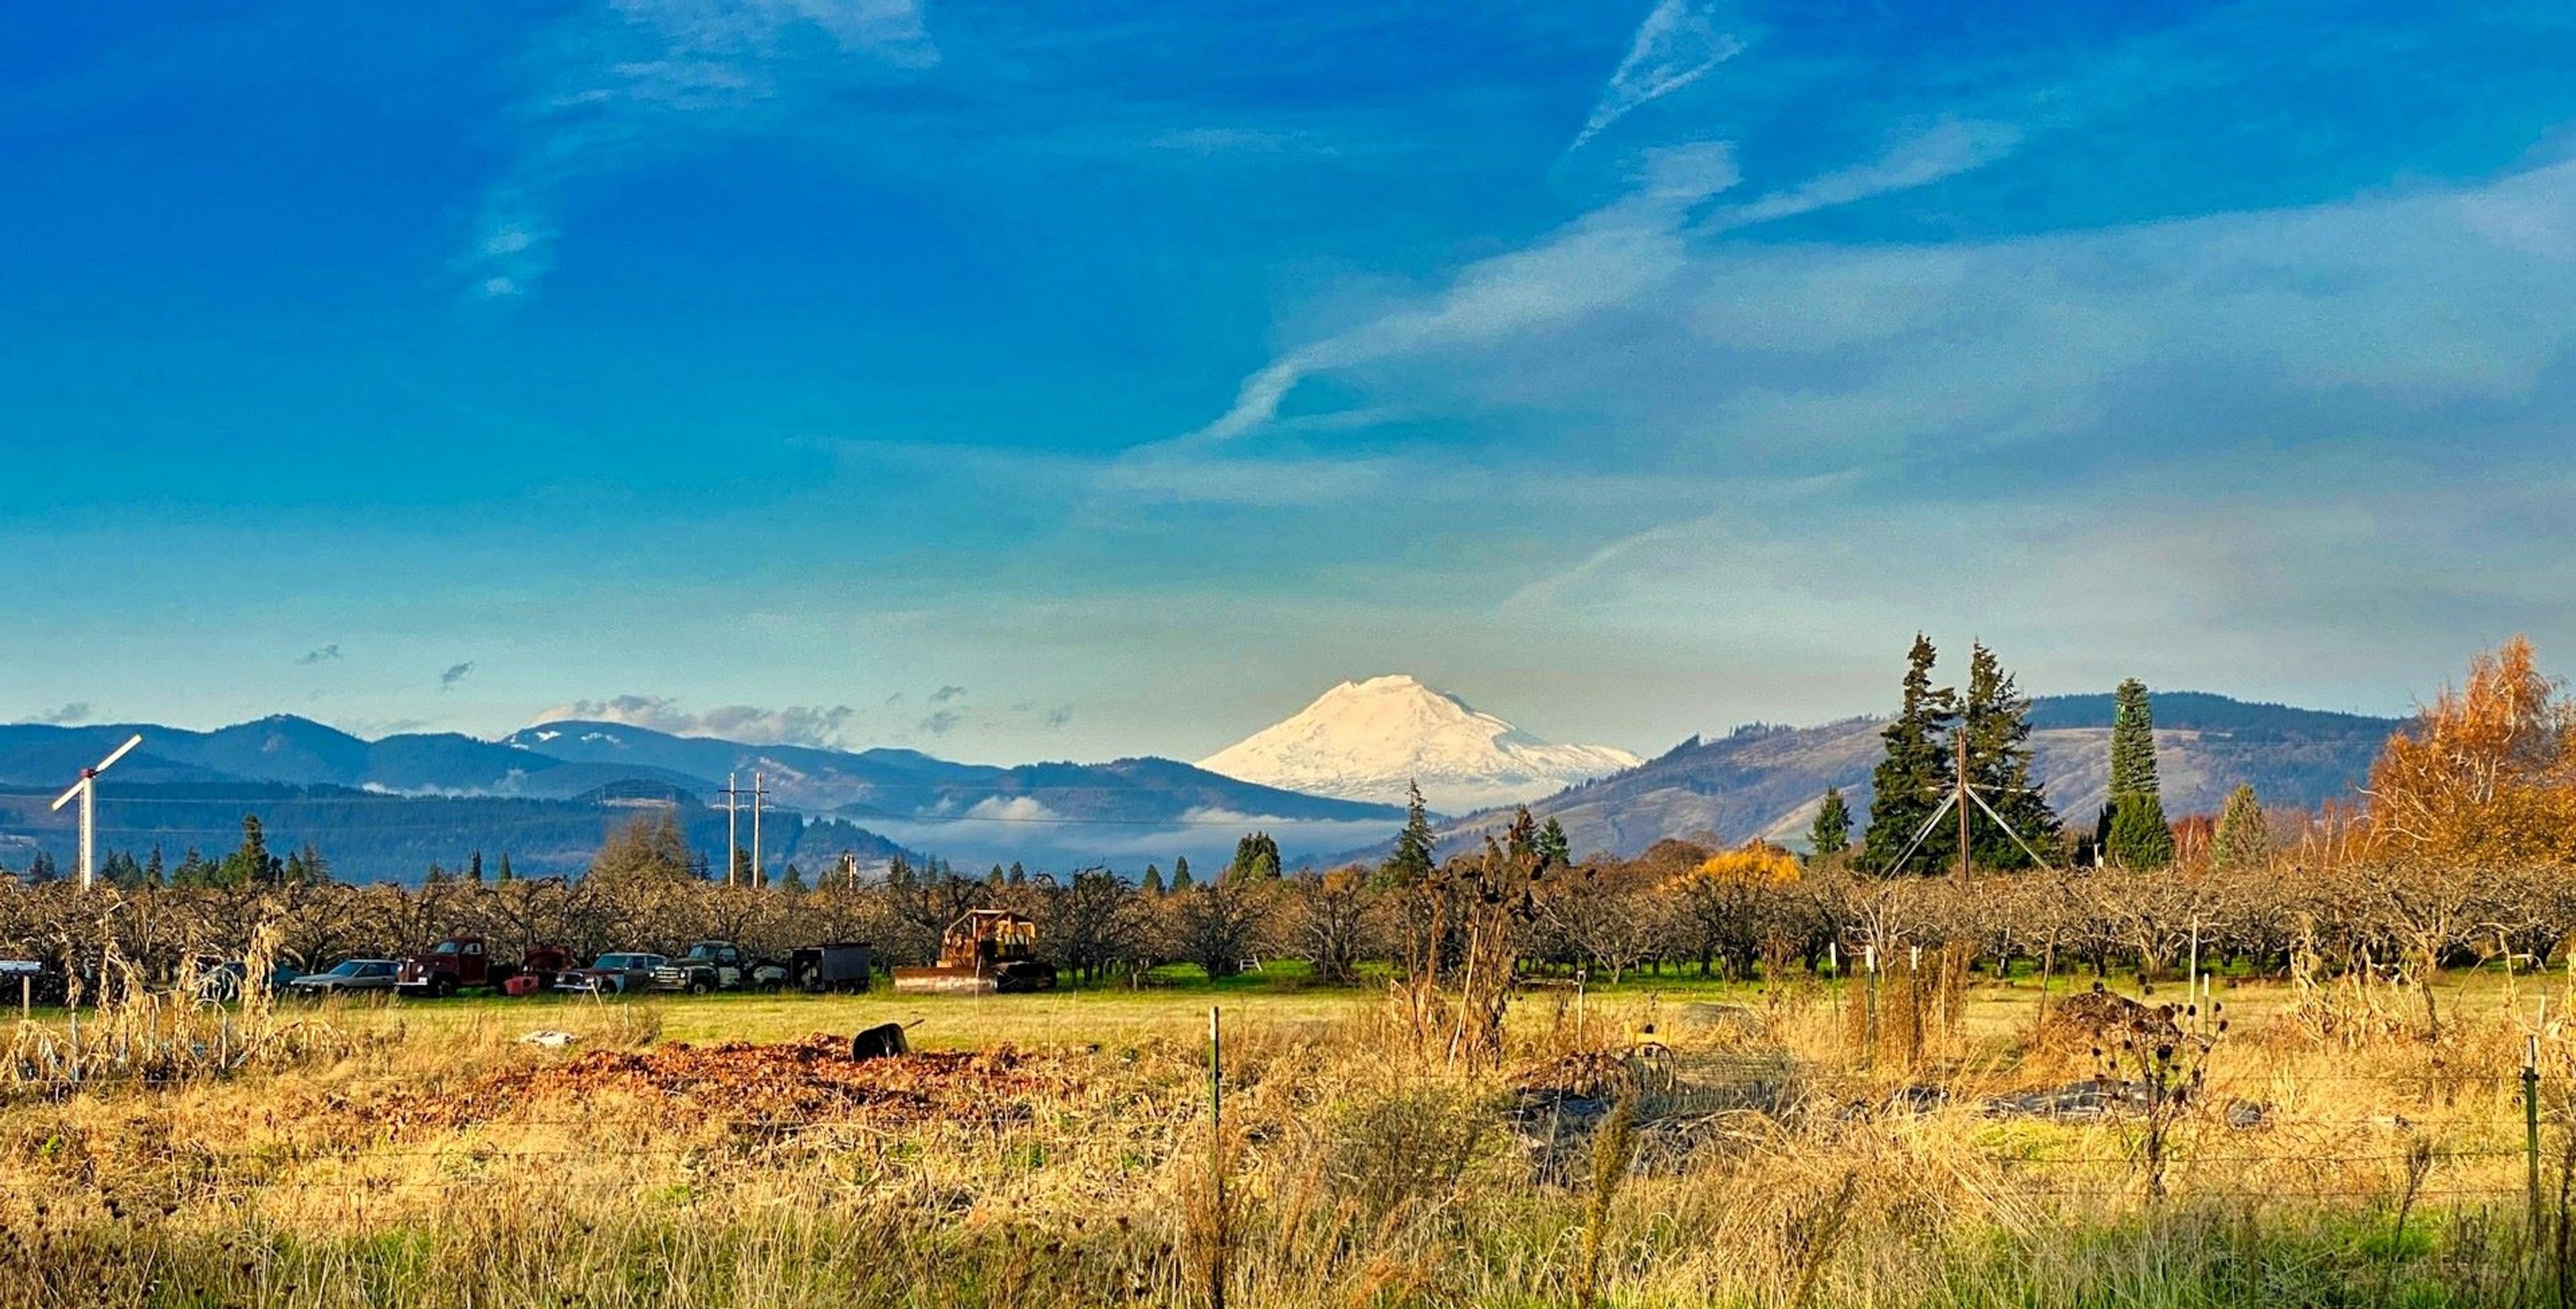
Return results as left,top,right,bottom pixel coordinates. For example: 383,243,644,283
2103,677,2176,868
1537,815,1572,866
2211,783,2269,872
1862,634,1959,872
1810,787,1852,858
1380,781,1438,888
1957,642,2059,868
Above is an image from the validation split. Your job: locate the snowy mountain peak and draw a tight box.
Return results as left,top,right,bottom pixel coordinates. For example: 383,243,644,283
1197,676,1642,814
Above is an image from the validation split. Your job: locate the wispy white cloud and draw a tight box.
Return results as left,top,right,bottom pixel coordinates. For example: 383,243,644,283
466,0,936,298
439,661,478,690
1701,118,2023,231
1572,0,1748,152
295,643,343,666
1146,125,1334,156
1183,142,1741,444
21,702,93,726
1179,115,2017,449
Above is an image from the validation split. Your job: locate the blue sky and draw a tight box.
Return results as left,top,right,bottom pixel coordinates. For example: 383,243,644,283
6,0,2575,762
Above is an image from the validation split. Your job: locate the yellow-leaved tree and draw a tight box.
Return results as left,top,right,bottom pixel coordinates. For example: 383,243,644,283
2364,636,2576,866
1667,841,1803,979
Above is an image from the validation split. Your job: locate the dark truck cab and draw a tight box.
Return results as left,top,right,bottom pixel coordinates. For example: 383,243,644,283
650,941,786,994
397,934,574,997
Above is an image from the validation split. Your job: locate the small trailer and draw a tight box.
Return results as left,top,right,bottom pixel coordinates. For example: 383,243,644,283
788,942,875,993
893,910,1057,994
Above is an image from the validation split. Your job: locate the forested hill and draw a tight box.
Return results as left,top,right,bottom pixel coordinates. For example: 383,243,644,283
1409,691,2402,862
0,782,912,885
0,714,1402,880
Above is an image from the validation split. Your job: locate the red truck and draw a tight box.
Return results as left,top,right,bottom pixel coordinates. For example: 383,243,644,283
396,934,575,998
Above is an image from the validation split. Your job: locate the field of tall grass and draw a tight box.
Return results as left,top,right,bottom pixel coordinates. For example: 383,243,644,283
5,964,2574,1308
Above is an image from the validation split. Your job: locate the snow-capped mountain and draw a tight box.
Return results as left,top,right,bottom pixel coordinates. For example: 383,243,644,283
1197,675,1642,813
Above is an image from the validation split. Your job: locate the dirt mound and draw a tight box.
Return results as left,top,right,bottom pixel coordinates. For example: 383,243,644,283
2035,987,2180,1051
410,1036,1085,1129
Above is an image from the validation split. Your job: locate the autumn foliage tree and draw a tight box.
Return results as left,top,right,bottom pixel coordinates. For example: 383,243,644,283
2365,636,2576,866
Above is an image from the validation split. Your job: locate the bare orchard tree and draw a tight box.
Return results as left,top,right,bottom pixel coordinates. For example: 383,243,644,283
1045,868,1146,984
1289,866,1374,985
1166,873,1273,980
2365,857,2495,1037
1540,858,1664,983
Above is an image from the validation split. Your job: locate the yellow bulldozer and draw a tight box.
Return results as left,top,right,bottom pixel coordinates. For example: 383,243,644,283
892,909,1059,994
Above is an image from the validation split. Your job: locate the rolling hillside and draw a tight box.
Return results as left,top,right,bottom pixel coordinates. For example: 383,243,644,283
0,715,1405,880
1411,692,2401,862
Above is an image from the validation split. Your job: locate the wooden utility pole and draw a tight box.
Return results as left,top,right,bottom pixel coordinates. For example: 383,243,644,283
719,773,751,886
749,771,769,889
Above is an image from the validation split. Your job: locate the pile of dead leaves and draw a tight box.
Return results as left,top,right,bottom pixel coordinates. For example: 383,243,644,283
486,1036,1083,1125
360,1036,1092,1134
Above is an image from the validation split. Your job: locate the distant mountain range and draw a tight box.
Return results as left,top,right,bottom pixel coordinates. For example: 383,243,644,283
1402,691,2402,863
0,689,2406,881
1197,675,1641,812
0,716,1405,881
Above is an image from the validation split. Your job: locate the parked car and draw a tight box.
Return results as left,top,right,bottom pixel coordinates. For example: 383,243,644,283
286,960,401,994
553,952,668,995
651,941,786,994
189,958,304,1002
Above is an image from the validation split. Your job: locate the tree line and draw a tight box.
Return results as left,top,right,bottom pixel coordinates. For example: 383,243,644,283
5,638,2570,1012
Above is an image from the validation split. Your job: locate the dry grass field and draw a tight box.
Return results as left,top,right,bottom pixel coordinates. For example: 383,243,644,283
5,964,2573,1308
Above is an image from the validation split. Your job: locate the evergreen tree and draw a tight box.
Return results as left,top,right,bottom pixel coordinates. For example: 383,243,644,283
1957,642,2060,868
1007,861,1028,887
1379,781,1438,888
1169,855,1194,892
99,850,144,888
1862,634,1960,872
2211,783,2269,872
217,814,282,887
2109,679,2161,799
25,850,60,885
2102,678,2176,868
587,812,696,885
1809,788,1852,858
466,850,484,884
987,864,1007,888
778,862,807,892
1537,815,1572,867
496,852,515,883
1228,832,1282,881
144,844,164,888
1140,863,1165,897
